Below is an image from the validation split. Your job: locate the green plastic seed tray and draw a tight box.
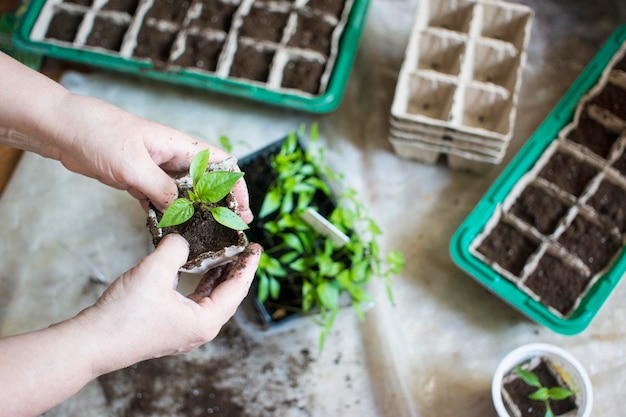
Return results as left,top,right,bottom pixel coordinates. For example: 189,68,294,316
450,24,626,335
13,0,369,113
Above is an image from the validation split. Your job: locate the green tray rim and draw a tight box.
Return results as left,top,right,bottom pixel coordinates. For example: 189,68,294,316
449,24,626,335
13,0,370,113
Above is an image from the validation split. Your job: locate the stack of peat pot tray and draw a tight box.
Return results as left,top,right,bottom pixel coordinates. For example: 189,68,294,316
389,0,533,174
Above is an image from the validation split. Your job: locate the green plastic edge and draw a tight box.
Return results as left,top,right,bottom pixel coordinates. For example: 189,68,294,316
13,0,370,113
449,24,626,335
0,5,43,70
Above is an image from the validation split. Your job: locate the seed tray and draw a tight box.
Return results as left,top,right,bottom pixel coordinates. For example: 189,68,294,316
13,0,370,112
388,0,533,174
450,25,626,334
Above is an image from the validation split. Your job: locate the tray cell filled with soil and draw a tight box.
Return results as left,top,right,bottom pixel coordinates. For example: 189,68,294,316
84,15,129,51
508,182,571,236
475,220,539,279
171,32,224,72
537,147,599,198
238,5,290,43
281,55,325,94
44,8,85,43
286,11,335,56
523,251,593,316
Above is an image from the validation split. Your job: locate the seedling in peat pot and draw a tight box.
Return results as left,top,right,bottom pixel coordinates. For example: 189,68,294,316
157,149,249,231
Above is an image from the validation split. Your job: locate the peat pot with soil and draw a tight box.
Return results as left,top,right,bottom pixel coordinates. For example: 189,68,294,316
492,343,593,417
238,126,405,349
147,150,249,274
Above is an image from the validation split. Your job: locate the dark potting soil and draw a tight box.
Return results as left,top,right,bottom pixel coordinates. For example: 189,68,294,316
239,6,289,43
589,81,626,120
476,221,539,277
525,253,592,315
172,34,224,72
281,58,325,94
85,16,128,51
145,0,191,24
45,9,83,42
558,214,621,274
587,179,626,234
153,202,240,261
510,184,569,235
538,150,598,197
503,359,577,417
566,110,621,159
133,24,177,66
287,12,335,56
188,0,238,32
101,0,139,13
306,0,347,19
229,43,275,83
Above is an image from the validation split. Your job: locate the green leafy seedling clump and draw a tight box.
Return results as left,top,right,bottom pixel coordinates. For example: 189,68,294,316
157,149,249,231
514,366,575,417
256,124,405,351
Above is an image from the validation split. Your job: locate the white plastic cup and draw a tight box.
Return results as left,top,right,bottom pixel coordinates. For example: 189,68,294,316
492,343,593,417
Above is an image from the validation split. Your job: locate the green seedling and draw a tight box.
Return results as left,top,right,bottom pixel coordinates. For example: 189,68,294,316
256,124,405,351
514,366,575,417
157,149,249,231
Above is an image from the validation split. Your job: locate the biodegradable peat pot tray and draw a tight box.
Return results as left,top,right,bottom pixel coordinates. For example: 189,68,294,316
13,0,370,112
388,0,533,174
147,156,248,274
492,343,593,417
450,25,626,335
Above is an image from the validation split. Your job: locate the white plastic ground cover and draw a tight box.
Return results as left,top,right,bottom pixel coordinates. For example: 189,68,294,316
388,0,533,173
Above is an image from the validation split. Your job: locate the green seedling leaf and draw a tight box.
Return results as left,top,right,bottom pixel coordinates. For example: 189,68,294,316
157,198,194,228
208,206,249,230
269,277,281,299
548,387,574,400
259,188,282,218
219,135,233,153
529,387,550,401
190,149,210,188
258,274,269,303
317,282,340,312
515,367,542,388
282,233,303,252
196,171,244,203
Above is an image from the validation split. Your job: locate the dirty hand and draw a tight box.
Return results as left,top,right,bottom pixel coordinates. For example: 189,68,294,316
49,94,252,219
76,234,262,374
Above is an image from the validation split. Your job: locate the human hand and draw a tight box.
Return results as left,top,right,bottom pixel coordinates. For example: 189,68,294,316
76,234,262,374
53,94,252,219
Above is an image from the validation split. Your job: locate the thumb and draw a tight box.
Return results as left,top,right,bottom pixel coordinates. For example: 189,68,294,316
145,234,190,281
